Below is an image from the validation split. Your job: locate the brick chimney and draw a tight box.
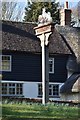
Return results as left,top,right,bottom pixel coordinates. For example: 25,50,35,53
60,1,71,26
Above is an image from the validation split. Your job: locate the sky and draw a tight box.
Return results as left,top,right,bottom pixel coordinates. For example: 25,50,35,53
57,0,80,3
15,0,80,9
21,0,80,18
1,0,80,3
1,0,80,8
16,0,80,9
1,0,80,21
57,0,80,7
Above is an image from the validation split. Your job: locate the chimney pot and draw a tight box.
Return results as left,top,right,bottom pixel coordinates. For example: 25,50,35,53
64,1,68,9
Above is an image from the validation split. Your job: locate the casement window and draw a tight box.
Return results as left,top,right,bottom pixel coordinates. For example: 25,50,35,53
49,84,59,96
9,83,16,94
2,83,7,94
2,83,23,96
16,83,23,95
49,58,54,73
38,84,59,97
38,84,42,96
0,55,11,71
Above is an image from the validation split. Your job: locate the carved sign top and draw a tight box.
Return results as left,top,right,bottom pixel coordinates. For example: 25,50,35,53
38,8,52,26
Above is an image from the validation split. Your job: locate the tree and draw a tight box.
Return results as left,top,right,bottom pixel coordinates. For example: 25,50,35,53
2,2,17,20
2,1,24,21
24,1,60,23
77,1,80,21
71,1,80,26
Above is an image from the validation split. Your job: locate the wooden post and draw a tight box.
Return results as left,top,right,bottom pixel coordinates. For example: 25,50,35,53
34,23,54,105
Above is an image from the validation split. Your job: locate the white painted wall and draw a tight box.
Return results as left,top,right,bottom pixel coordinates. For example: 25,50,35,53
23,81,63,101
61,93,80,102
23,82,38,99
2,80,63,101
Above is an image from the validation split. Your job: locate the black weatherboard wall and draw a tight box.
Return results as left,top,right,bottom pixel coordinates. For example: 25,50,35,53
2,51,41,82
50,54,68,82
2,51,68,83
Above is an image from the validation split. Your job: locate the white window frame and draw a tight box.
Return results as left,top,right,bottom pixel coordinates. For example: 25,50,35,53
16,83,23,95
38,83,59,97
49,84,59,97
38,84,42,96
2,83,7,94
8,83,16,95
2,83,23,96
49,58,54,74
0,55,12,72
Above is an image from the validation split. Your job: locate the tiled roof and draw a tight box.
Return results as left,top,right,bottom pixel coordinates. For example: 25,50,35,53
1,20,72,54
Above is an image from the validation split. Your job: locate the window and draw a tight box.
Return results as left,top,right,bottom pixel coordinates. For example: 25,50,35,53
49,84,59,96
2,83,23,96
38,84,42,96
49,58,54,73
9,83,15,94
0,55,11,71
49,84,52,96
16,83,23,95
38,84,59,97
2,83,7,94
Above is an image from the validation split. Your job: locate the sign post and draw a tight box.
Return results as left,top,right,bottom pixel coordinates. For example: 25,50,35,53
34,8,54,105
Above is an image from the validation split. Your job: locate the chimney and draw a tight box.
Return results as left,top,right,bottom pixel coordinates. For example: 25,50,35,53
60,1,71,26
64,1,68,9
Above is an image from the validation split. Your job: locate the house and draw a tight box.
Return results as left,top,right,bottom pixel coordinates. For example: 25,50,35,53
60,73,80,102
56,25,80,102
56,1,80,102
1,2,80,101
1,19,73,101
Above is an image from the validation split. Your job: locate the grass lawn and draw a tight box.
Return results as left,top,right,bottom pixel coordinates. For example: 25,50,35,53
1,102,80,120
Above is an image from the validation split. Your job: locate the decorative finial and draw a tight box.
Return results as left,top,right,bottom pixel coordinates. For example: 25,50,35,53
38,8,52,26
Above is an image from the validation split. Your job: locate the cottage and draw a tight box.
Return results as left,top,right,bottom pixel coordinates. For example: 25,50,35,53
56,25,80,102
56,1,80,102
1,2,80,101
1,19,72,101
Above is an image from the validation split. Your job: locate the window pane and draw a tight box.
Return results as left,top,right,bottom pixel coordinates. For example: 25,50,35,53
2,56,10,60
49,89,52,95
9,83,15,94
2,55,11,71
20,84,22,87
49,85,52,95
38,84,42,96
2,83,23,96
49,58,54,73
9,88,15,94
53,85,59,96
49,85,52,88
38,84,59,97
16,83,23,95
9,83,15,87
2,83,7,94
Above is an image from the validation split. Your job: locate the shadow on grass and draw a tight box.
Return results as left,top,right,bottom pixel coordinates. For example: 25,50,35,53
2,117,78,120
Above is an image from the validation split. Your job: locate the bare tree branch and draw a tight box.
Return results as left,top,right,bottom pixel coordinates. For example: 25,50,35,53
2,1,24,21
